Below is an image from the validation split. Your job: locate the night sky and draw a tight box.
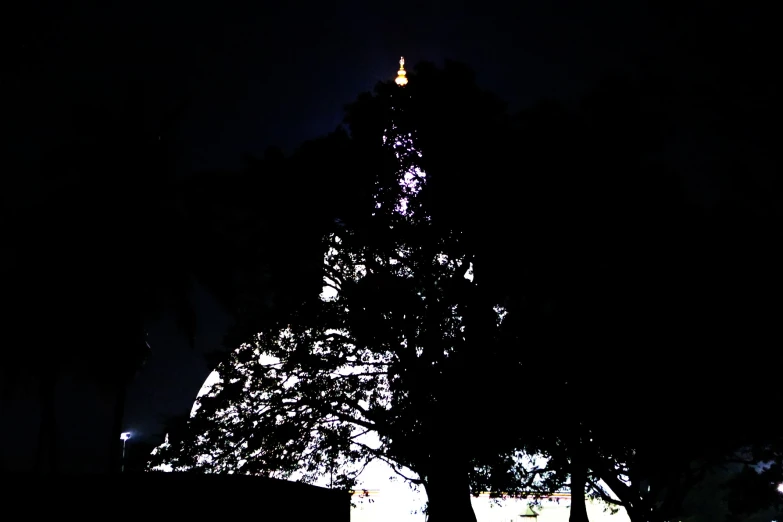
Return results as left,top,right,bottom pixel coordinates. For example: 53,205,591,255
10,1,660,174
7,2,775,449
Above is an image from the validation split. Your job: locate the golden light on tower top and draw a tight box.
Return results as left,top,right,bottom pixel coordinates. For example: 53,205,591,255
395,57,408,86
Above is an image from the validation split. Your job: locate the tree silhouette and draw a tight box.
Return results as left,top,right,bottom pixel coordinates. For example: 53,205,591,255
149,62,561,522
505,57,783,522
148,53,782,522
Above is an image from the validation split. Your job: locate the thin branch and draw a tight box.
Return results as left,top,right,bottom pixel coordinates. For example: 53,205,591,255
322,279,341,293
350,457,373,483
329,410,379,433
329,371,388,380
314,331,356,344
349,427,372,440
596,468,640,517
259,361,284,369
323,263,346,285
344,361,390,367
351,440,423,485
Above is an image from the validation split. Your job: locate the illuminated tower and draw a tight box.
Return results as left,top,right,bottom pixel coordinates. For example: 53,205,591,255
395,57,408,86
379,56,423,218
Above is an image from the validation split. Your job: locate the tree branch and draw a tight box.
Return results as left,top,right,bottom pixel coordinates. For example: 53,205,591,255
329,410,380,433
315,331,356,344
323,262,346,286
587,478,622,506
595,468,643,521
351,440,423,485
322,279,341,293
329,371,388,379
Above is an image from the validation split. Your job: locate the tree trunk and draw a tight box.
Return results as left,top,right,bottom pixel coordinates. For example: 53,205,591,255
422,456,477,522
569,445,590,522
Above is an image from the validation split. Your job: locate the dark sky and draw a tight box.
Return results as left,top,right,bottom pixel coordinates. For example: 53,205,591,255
10,1,658,174
8,2,775,449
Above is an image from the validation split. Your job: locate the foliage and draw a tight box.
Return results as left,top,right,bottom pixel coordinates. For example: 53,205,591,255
501,60,783,522
152,53,783,522
150,62,556,522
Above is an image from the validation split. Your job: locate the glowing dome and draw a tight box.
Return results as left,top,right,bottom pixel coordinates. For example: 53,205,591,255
395,57,408,86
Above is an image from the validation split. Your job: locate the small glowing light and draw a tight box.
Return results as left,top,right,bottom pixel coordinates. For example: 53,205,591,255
777,482,783,494
120,432,131,441
395,57,408,86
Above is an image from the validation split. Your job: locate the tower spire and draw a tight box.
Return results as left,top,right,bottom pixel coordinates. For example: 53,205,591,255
395,57,408,86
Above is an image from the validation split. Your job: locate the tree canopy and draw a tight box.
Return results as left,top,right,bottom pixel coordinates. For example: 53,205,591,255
150,62,545,522
149,59,782,522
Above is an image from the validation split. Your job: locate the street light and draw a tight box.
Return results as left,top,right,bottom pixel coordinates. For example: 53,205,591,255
120,432,131,472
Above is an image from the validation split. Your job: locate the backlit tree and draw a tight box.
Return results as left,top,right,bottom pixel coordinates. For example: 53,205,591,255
149,61,553,522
